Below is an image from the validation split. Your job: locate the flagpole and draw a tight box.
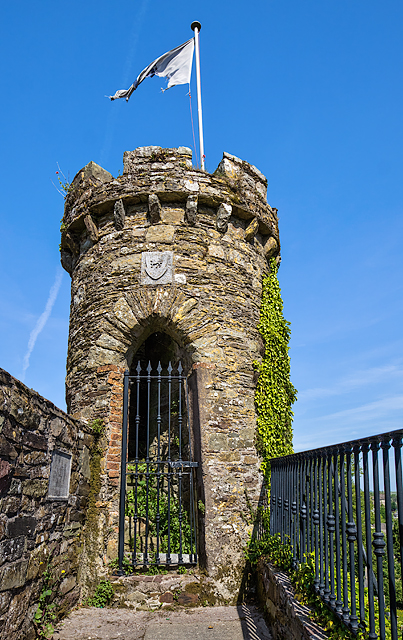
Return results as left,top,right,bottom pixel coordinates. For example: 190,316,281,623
191,21,205,170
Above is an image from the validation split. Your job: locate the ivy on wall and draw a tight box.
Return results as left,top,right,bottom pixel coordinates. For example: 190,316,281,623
255,258,297,479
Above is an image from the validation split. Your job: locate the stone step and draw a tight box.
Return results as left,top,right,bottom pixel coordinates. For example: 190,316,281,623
53,604,272,640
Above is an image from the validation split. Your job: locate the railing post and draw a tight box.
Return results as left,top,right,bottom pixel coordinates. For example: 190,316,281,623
346,444,358,631
327,453,336,609
313,455,320,592
323,453,330,604
392,435,403,611
334,450,343,616
300,456,307,563
291,460,298,568
382,438,398,640
362,442,377,640
118,369,130,576
371,439,386,640
318,454,325,596
353,443,365,632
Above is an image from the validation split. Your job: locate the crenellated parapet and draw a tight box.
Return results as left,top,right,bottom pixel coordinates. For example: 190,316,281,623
60,147,280,277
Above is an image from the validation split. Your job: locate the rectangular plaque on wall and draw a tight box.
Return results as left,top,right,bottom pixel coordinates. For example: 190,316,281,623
48,450,72,500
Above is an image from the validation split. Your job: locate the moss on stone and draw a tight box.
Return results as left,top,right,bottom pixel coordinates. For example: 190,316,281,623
184,581,200,594
78,423,105,594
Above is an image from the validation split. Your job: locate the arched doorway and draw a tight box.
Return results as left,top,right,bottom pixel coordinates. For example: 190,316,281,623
119,332,198,571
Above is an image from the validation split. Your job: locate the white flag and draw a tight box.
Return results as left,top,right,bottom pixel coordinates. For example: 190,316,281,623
109,37,194,101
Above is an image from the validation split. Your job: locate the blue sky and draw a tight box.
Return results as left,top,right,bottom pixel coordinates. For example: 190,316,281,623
0,1,402,451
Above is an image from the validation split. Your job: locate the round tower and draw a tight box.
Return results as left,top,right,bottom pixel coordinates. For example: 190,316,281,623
60,146,280,600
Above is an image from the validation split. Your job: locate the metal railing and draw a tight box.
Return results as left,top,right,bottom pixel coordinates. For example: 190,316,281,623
269,429,403,639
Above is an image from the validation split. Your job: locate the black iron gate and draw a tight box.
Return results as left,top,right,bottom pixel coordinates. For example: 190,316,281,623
118,361,198,573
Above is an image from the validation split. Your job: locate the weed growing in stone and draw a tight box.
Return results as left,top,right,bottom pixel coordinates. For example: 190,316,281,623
53,164,72,198
85,580,114,607
33,561,62,639
109,556,133,575
90,418,105,438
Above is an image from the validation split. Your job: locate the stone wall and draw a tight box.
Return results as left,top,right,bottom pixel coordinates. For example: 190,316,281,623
256,559,327,640
60,146,281,600
0,368,92,640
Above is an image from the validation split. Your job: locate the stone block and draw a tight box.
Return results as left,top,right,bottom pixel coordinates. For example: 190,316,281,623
148,194,161,223
161,207,184,225
84,214,98,242
245,217,259,242
72,161,113,185
22,478,48,498
87,346,122,368
0,436,17,460
114,199,126,230
106,538,118,561
59,575,77,595
7,479,22,496
145,225,175,243
7,516,36,538
263,236,278,259
114,297,139,329
110,254,141,272
0,460,11,494
159,591,174,603
177,592,199,605
0,536,25,565
23,450,47,465
0,460,11,480
0,591,11,616
61,249,73,274
62,522,81,538
23,432,47,451
208,244,225,260
126,590,147,603
78,446,90,481
96,334,127,353
216,203,232,233
50,417,64,437
0,559,28,592
185,195,198,225
208,433,228,452
219,451,241,462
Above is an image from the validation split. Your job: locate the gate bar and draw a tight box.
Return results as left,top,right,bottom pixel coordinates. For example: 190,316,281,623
118,369,130,575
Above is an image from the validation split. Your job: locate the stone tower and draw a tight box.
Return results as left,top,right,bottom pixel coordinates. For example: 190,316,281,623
60,146,280,600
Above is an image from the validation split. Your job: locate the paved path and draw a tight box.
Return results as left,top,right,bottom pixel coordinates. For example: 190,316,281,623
53,604,272,640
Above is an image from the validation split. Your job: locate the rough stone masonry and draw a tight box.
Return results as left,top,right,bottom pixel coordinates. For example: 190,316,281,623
60,146,281,600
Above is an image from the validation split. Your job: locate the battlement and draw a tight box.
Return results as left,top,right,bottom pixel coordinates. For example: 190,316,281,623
61,147,279,276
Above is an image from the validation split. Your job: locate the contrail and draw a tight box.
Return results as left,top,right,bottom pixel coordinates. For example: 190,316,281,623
22,269,63,382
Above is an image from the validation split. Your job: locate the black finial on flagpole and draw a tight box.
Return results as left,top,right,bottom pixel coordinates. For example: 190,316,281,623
191,21,201,32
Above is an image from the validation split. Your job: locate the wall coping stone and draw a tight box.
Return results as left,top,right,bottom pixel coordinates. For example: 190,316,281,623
256,559,328,640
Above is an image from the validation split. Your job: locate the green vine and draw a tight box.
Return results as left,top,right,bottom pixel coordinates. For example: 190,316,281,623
255,258,297,480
